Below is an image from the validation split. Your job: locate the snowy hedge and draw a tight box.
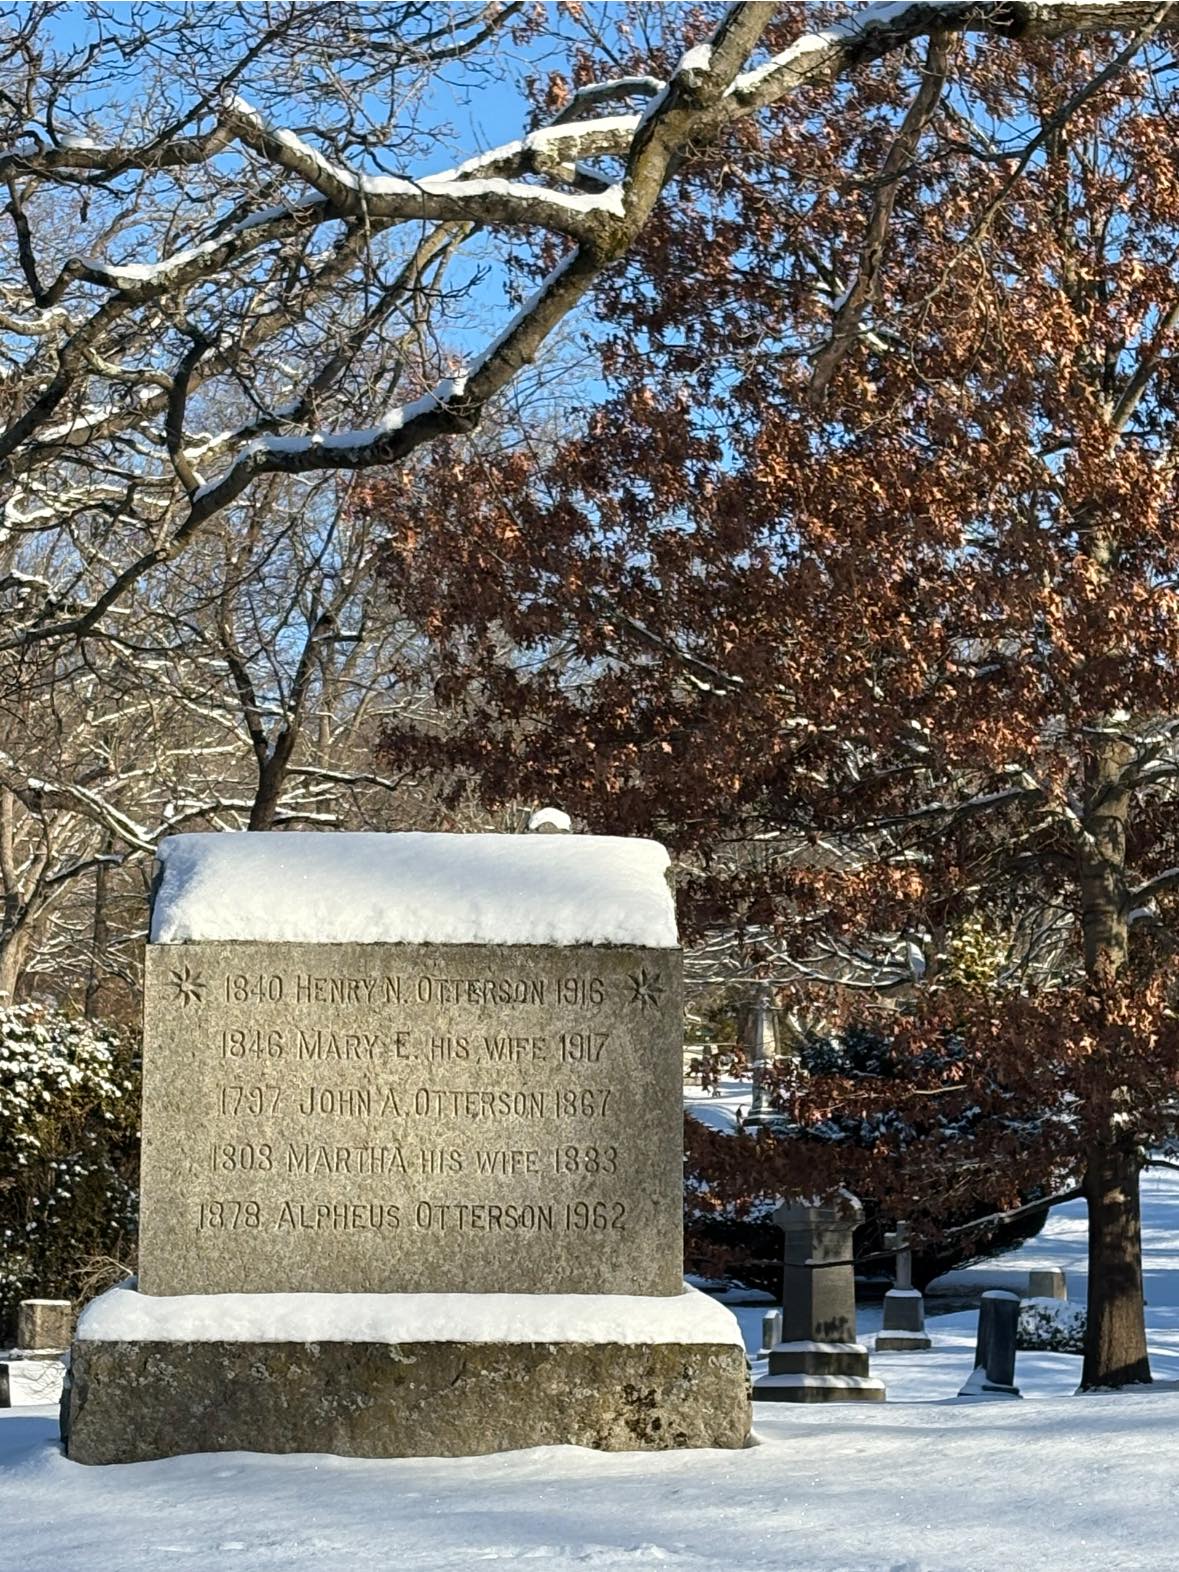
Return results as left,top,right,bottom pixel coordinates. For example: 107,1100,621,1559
1017,1297,1086,1354
0,1004,138,1338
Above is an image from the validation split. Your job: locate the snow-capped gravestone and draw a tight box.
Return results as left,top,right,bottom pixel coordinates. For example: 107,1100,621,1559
753,1192,885,1404
65,832,750,1463
137,836,683,1298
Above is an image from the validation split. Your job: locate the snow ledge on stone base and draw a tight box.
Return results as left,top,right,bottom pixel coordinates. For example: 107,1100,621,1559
772,1340,867,1355
75,1282,744,1348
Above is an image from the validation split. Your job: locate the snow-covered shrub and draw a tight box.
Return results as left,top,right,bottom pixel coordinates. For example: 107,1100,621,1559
1017,1297,1086,1354
0,1004,138,1338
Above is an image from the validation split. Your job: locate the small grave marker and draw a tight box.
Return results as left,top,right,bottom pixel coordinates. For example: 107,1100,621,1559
875,1222,931,1352
754,1191,885,1403
959,1289,1022,1399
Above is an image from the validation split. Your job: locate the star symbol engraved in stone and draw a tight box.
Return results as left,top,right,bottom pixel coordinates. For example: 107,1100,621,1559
170,962,206,1007
628,967,665,1011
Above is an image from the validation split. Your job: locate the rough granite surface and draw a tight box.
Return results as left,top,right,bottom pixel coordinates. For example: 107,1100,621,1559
65,1338,752,1462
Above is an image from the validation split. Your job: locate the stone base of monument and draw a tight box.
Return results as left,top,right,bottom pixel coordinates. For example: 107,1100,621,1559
874,1329,932,1352
63,1283,751,1464
752,1340,886,1404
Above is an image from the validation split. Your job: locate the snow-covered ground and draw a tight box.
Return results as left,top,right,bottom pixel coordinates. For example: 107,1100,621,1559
683,1073,748,1133
5,1171,1179,1571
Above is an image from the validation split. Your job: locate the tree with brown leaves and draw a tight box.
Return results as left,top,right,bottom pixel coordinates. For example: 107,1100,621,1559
1,3,1175,653
371,10,1179,1389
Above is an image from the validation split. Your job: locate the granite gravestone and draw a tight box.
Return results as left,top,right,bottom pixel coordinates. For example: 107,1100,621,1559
753,1191,885,1404
17,1299,72,1352
959,1289,1021,1399
138,943,682,1298
874,1221,931,1352
66,831,751,1462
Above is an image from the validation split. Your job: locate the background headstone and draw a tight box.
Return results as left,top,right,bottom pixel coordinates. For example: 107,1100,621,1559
1026,1267,1067,1301
754,1191,885,1403
739,983,777,1127
759,1307,783,1355
875,1223,931,1352
17,1299,72,1353
959,1289,1021,1399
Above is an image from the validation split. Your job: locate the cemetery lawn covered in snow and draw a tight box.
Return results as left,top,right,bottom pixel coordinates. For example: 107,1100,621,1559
6,1171,1179,1571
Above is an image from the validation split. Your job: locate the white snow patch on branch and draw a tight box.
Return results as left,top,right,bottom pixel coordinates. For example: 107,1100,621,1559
231,96,626,218
191,377,467,498
80,239,225,287
433,114,642,183
733,2,915,95
467,252,579,379
676,44,714,75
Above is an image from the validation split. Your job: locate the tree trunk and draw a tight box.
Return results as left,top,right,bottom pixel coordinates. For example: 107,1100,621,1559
247,726,298,832
1078,732,1150,1388
247,760,284,831
0,928,28,1004
84,848,112,1020
1081,1140,1150,1388
0,789,25,1003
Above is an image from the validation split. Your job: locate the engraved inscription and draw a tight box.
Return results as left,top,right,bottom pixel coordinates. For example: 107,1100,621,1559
139,941,683,1296
218,1086,282,1116
286,1143,409,1175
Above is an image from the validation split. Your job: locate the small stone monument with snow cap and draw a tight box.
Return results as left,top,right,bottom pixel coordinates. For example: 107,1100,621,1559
64,831,750,1463
753,1190,885,1404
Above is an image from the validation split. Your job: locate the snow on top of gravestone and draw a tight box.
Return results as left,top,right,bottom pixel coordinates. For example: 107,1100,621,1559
527,805,572,832
150,831,677,948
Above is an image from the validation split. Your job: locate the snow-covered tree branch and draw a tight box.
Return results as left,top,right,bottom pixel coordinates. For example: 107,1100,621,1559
1,1,1177,653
